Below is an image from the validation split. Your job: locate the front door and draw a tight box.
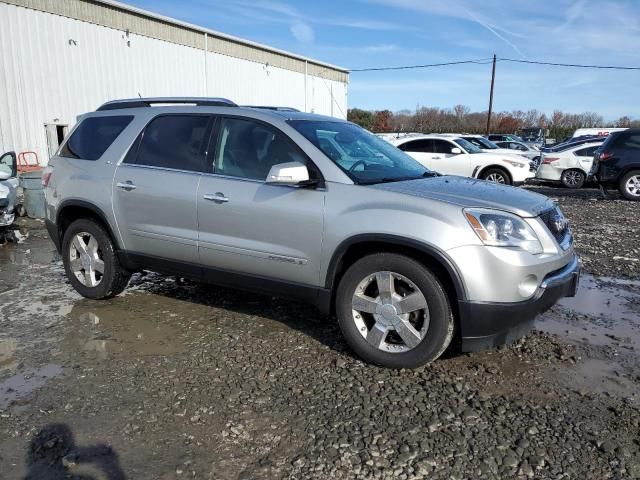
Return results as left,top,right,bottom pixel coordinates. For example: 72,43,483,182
197,116,325,286
398,139,433,169
431,139,471,176
112,114,213,265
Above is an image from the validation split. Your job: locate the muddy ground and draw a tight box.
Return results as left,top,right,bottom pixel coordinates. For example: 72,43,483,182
0,185,639,479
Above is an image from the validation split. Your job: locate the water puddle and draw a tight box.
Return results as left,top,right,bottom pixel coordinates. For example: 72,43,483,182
0,364,63,411
536,274,640,348
549,357,638,400
61,297,185,360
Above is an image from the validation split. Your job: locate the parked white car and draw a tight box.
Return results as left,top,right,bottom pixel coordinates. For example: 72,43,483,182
458,134,536,161
493,140,540,160
536,141,602,188
389,134,534,185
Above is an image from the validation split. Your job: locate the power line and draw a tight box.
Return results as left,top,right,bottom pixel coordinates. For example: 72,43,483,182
349,57,640,72
349,59,493,72
498,57,640,70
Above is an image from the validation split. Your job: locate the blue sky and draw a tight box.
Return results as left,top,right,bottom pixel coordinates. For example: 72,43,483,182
126,0,640,120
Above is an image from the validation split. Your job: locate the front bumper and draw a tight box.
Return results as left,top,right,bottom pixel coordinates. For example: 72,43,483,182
457,255,580,352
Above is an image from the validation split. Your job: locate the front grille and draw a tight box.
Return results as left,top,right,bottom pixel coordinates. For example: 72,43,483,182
539,208,570,246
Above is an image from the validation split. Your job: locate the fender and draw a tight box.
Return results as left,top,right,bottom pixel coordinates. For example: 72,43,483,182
325,234,468,301
56,199,122,250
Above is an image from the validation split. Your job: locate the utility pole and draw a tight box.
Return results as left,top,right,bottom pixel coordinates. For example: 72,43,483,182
485,54,496,135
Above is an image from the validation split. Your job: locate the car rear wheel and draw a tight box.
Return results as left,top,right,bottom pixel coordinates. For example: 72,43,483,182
619,170,640,201
561,169,585,189
481,168,511,185
336,253,454,368
62,218,131,299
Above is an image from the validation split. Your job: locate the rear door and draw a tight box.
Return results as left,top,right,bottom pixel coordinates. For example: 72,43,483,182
397,139,433,168
573,146,598,172
112,114,213,265
197,116,325,286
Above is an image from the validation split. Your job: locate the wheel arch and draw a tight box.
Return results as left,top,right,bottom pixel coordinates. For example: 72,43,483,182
325,235,467,315
477,165,512,184
56,200,121,250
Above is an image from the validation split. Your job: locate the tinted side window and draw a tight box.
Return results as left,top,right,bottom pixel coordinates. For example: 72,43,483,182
622,134,640,150
60,116,133,161
134,115,211,172
214,117,307,181
575,147,597,157
400,139,432,153
433,140,455,154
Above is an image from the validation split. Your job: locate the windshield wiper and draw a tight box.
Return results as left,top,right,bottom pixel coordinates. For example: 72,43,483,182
360,172,439,185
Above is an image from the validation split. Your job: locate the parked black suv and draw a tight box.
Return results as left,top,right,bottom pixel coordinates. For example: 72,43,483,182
590,129,640,201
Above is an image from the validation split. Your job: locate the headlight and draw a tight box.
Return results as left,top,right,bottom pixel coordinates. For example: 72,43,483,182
504,159,526,168
464,208,542,254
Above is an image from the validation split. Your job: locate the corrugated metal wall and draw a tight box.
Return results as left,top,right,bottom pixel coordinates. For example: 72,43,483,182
0,2,348,164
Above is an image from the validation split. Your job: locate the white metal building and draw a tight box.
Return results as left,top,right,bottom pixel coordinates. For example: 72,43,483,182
0,0,349,165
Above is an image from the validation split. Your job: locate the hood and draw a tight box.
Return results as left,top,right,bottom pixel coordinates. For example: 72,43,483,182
369,176,552,217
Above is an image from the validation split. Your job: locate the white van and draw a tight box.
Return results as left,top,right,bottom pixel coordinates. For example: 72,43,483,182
572,128,627,138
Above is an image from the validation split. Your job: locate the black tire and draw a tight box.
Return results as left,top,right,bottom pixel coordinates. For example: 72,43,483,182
560,169,585,189
480,168,511,185
62,218,131,299
619,170,640,201
336,253,454,368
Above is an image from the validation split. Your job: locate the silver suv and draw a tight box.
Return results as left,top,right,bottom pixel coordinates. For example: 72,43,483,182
44,98,580,368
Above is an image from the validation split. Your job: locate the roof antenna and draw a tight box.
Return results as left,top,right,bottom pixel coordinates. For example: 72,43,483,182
138,92,142,98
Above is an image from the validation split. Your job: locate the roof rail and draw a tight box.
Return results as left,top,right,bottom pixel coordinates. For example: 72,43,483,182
96,97,237,111
244,106,301,112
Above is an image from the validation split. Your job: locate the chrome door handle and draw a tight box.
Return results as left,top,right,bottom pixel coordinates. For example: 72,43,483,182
203,193,229,203
116,181,137,191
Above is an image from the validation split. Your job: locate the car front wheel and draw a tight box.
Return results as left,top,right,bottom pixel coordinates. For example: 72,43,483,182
336,253,454,368
619,170,640,201
481,168,511,185
62,218,131,299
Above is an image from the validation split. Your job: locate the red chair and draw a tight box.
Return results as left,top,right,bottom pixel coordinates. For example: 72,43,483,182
17,151,41,173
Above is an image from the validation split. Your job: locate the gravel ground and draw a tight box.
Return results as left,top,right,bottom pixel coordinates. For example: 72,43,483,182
0,186,639,479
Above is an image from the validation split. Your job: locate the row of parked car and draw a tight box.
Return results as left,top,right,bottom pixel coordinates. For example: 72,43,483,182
376,130,640,200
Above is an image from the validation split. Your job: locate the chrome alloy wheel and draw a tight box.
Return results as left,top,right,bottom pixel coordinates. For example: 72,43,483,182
351,271,430,353
486,172,506,183
625,175,640,197
563,170,583,187
68,232,105,287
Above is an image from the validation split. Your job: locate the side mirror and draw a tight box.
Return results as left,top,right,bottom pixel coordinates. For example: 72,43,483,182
450,147,462,155
0,171,11,181
266,161,310,186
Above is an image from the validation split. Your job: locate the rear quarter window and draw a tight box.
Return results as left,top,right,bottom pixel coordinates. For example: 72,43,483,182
60,116,133,160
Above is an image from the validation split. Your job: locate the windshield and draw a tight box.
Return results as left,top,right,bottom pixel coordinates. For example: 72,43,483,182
465,136,497,149
288,120,434,184
454,138,482,154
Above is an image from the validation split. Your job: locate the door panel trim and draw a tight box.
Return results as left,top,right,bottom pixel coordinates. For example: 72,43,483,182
199,239,308,264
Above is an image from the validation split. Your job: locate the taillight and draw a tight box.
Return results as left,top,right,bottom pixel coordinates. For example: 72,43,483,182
542,157,559,164
42,168,52,187
599,151,612,162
